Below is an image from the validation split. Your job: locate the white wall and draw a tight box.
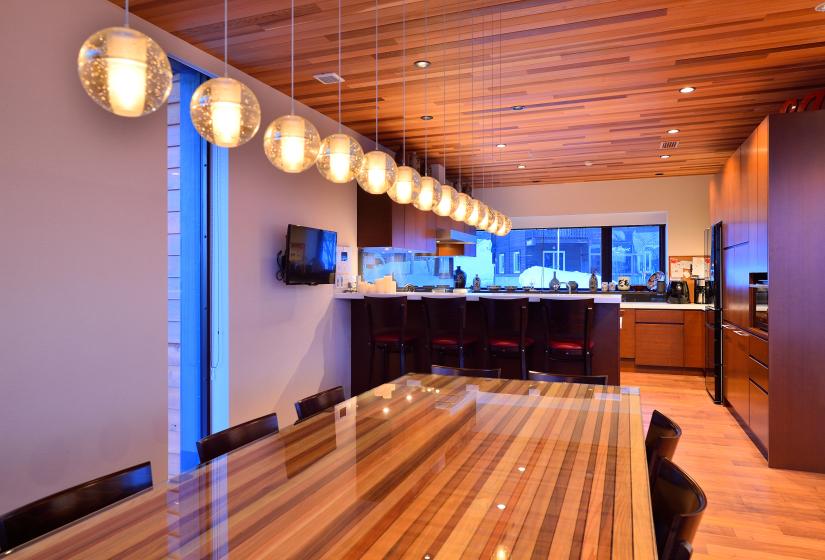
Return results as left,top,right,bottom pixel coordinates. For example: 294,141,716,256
0,0,362,512
482,175,711,257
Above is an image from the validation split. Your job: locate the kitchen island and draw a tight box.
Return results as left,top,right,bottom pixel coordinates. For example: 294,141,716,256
337,292,621,391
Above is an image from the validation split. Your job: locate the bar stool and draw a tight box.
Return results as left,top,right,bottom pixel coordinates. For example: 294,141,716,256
480,297,533,379
364,296,418,387
540,297,594,375
422,296,478,369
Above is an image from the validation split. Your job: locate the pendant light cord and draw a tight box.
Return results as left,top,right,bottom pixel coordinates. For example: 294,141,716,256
124,0,129,26
290,0,295,115
423,0,429,172
442,9,447,173
470,15,474,193
374,0,379,150
402,1,407,166
224,0,228,77
337,0,342,133
457,21,461,191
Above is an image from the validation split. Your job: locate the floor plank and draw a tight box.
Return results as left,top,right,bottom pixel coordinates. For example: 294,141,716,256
626,371,825,559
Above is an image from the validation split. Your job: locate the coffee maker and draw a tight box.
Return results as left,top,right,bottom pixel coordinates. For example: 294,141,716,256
666,280,691,304
694,278,707,304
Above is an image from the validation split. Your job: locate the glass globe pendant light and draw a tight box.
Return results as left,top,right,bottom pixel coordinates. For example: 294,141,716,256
191,0,261,147
451,191,472,222
77,1,172,117
413,1,442,212
434,183,458,217
263,0,320,172
357,0,396,194
389,1,420,205
486,210,501,234
317,0,364,183
497,215,513,236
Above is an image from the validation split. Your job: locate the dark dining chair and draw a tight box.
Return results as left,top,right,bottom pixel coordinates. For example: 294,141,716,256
0,462,152,553
431,364,501,378
646,410,683,482
196,412,280,464
294,386,346,424
480,297,533,379
540,297,595,374
364,296,418,387
650,457,707,560
422,296,478,369
528,371,608,385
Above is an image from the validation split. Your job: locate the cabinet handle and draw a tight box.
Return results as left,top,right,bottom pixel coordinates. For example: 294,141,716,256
733,329,749,337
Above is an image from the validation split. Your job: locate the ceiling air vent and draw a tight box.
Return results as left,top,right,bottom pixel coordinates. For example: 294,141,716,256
314,72,345,85
659,140,680,150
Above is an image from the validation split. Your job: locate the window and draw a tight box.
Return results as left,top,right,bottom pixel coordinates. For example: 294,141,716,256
512,251,521,274
611,225,664,285
498,253,505,274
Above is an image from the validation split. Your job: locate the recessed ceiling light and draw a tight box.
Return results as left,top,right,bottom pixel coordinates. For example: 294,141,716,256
512,105,525,111
496,503,507,511
414,60,431,68
816,1,825,12
382,407,389,414
517,164,526,169
667,128,680,134
420,115,433,121
659,154,671,159
496,143,507,149
584,160,593,167
679,86,696,94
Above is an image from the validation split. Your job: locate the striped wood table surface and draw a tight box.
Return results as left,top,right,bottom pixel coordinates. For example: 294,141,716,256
15,374,656,559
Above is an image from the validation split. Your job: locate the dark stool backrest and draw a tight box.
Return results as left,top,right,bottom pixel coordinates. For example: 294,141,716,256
422,296,467,342
480,297,529,342
651,457,707,560
528,371,608,385
541,297,594,346
646,410,682,480
431,364,501,378
364,296,408,343
0,462,152,552
295,386,346,423
196,412,280,464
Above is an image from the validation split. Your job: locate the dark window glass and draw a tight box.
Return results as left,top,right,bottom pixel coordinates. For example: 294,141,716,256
611,225,662,285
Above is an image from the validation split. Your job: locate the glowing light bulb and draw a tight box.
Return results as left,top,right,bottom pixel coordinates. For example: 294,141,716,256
105,32,148,116
466,198,482,226
451,193,471,222
414,176,442,211
190,77,260,148
478,204,491,229
330,138,352,182
317,133,363,183
358,150,397,194
434,184,458,217
264,114,320,173
389,166,422,204
280,120,306,171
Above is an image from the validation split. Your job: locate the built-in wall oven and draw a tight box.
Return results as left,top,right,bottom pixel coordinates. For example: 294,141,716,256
750,275,768,332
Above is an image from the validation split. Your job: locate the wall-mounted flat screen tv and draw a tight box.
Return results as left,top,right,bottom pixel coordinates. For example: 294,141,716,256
285,224,337,285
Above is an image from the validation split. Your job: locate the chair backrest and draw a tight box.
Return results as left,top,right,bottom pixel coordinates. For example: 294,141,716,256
196,412,280,464
295,386,346,423
651,457,707,560
431,364,501,378
541,297,594,346
646,410,683,480
528,371,608,385
422,296,467,340
480,297,529,341
364,296,408,342
0,462,152,552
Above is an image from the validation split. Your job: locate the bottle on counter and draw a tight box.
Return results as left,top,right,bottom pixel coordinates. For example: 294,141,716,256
549,271,560,291
472,274,481,291
454,266,467,289
589,271,598,292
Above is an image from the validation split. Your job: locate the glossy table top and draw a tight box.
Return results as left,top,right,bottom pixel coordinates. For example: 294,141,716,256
15,375,656,559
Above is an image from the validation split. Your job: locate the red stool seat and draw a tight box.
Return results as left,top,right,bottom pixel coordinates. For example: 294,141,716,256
488,336,535,349
374,331,417,344
431,335,478,347
549,339,594,352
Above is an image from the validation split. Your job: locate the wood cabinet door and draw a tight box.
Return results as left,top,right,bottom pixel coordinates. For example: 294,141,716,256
635,323,684,367
723,325,749,421
749,380,769,454
755,119,769,272
683,311,705,369
620,309,636,359
721,149,741,248
741,131,757,246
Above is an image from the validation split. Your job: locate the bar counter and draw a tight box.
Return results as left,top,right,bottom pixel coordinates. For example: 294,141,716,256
337,292,620,391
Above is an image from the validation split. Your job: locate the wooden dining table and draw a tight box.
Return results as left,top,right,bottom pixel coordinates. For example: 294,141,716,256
14,374,657,559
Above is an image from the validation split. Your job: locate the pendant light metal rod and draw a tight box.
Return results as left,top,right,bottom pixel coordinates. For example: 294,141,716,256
124,0,129,26
337,0,342,132
290,0,295,115
402,0,407,165
224,0,228,77
457,21,461,190
442,9,447,171
470,14,474,191
374,0,379,149
423,0,429,172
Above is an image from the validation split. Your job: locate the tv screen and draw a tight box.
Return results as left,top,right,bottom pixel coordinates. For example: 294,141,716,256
285,224,338,285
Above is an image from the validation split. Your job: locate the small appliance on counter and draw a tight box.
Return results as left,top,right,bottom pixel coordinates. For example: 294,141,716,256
617,276,631,291
694,278,707,304
666,280,691,304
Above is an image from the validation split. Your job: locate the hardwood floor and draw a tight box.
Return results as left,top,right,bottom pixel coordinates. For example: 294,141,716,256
626,371,825,559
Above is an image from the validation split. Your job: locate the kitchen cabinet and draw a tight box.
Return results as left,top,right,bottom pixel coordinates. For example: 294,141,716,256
357,188,436,253
749,380,769,453
620,308,636,359
683,311,705,369
722,243,749,329
636,323,684,367
723,324,750,423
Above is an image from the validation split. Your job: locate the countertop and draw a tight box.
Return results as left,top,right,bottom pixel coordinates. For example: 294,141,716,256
334,292,707,310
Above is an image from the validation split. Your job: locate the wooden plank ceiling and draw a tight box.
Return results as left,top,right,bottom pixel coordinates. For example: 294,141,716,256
118,0,825,187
